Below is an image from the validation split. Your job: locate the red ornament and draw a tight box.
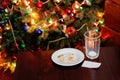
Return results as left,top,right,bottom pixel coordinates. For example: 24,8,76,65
36,1,43,9
2,0,8,8
27,22,32,26
65,26,77,37
65,8,75,19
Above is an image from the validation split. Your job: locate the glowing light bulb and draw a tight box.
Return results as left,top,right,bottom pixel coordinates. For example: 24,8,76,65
72,1,81,12
97,12,104,18
43,23,48,27
48,18,53,24
54,21,58,26
75,3,80,9
10,62,16,73
0,35,2,39
54,0,62,3
4,24,11,31
30,19,35,25
24,0,30,6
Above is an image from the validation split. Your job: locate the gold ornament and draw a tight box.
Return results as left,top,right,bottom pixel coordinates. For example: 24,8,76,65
30,11,40,20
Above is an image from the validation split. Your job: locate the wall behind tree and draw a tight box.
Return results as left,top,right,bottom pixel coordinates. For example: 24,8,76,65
104,0,120,31
102,0,120,46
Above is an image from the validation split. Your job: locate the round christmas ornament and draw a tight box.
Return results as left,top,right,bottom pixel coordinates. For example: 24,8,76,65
0,22,5,27
35,29,42,35
0,9,5,13
36,1,43,9
20,43,26,48
2,0,9,8
23,25,29,31
65,26,77,37
27,21,33,26
30,11,40,20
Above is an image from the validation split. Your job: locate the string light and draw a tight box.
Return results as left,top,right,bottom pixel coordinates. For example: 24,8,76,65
54,0,62,3
97,12,104,18
30,19,35,25
0,35,2,39
72,1,81,13
48,18,53,24
24,0,30,7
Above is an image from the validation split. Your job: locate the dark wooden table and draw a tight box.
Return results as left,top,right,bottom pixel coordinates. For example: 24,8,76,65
13,47,120,80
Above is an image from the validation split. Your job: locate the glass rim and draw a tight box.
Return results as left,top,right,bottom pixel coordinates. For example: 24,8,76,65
84,30,101,39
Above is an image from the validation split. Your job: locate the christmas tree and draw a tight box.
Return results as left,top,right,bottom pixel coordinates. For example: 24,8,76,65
0,0,105,73
0,0,104,53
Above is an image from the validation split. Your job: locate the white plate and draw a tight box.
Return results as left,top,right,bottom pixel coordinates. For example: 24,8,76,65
51,48,85,66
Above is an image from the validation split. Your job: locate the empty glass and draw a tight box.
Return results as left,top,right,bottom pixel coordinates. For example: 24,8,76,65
84,30,101,59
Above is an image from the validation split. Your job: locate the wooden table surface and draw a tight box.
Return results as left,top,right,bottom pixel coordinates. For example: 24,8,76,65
13,47,120,80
